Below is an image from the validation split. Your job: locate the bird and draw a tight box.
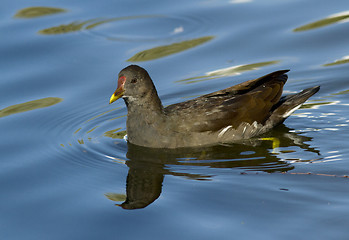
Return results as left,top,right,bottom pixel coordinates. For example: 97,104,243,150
109,65,320,148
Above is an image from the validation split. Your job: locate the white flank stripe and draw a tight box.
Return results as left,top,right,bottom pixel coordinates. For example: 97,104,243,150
218,126,232,138
283,104,302,118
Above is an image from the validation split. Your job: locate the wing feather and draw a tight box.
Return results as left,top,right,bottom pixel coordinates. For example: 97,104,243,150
164,70,288,132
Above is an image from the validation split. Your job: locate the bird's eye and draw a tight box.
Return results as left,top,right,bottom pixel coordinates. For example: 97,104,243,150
131,78,137,83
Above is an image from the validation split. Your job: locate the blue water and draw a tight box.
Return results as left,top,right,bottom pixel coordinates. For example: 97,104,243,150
1,0,349,239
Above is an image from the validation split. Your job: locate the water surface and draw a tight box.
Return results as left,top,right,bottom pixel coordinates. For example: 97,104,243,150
1,0,349,239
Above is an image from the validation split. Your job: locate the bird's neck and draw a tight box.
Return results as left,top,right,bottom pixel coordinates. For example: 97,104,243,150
123,90,164,116
123,91,168,147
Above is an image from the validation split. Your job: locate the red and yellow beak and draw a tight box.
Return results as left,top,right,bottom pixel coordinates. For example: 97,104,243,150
109,76,126,104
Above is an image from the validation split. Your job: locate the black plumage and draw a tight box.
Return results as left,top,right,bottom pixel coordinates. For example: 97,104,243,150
109,65,319,148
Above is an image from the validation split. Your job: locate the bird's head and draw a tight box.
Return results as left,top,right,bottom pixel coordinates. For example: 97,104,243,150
109,65,156,104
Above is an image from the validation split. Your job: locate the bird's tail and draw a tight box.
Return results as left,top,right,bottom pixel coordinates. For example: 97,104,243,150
266,86,320,127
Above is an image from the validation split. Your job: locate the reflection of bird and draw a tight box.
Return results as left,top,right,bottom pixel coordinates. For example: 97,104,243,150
116,127,321,210
110,65,320,148
117,167,163,210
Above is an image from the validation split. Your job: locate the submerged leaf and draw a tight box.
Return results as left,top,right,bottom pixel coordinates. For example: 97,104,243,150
0,97,63,118
14,7,66,18
177,60,280,84
127,36,214,62
323,56,349,66
294,11,349,32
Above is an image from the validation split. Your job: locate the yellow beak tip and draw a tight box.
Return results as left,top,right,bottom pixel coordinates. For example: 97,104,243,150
109,96,117,104
109,91,123,104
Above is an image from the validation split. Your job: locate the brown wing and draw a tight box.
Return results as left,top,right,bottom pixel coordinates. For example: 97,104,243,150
164,70,288,132
202,70,289,97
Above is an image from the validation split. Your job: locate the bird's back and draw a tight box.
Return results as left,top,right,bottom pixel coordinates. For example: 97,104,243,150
165,70,290,133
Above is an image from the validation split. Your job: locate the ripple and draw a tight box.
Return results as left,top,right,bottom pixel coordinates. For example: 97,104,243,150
41,101,128,169
39,14,208,42
87,15,206,42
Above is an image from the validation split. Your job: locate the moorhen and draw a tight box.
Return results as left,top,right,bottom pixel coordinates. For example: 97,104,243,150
109,65,320,148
